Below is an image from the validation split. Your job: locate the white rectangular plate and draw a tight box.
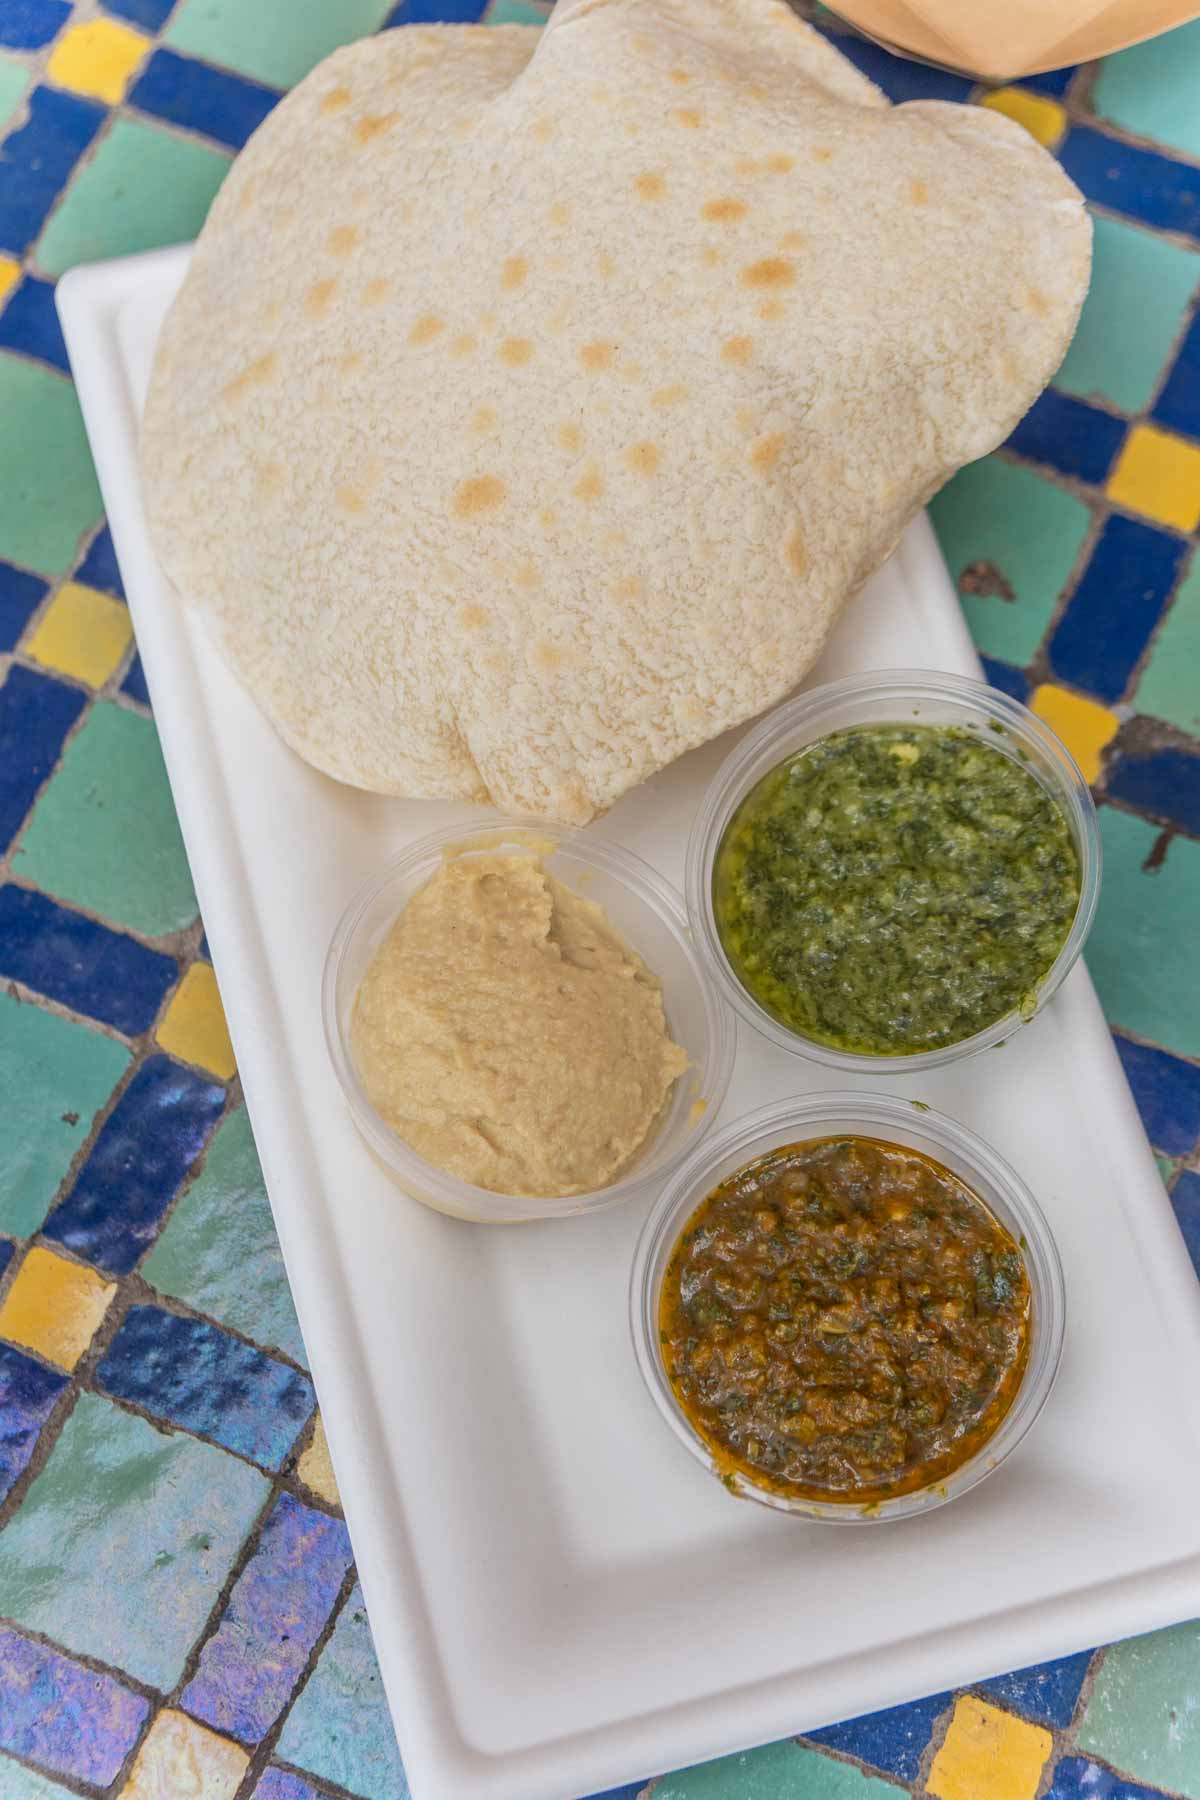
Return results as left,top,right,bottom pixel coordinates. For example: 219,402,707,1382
59,245,1200,1800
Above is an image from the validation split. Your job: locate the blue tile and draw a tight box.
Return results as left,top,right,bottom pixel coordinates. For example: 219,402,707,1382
1106,743,1200,835
254,1774,325,1800
0,884,177,1036
0,1341,67,1505
805,1689,951,1781
42,1053,225,1274
0,1241,12,1281
1049,515,1185,702
1018,65,1076,96
578,1786,647,1800
1006,389,1126,485
0,88,104,257
1154,307,1200,442
75,522,124,599
813,24,974,100
0,276,68,373
95,1304,314,1468
0,562,47,654
976,1647,1093,1728
120,649,151,707
979,655,1030,704
1046,1755,1166,1799
1059,126,1200,239
183,1491,353,1741
0,0,69,50
1114,1033,1200,1157
1171,1169,1200,1282
0,1623,150,1786
0,665,85,854
386,0,488,21
129,49,279,153
100,0,175,27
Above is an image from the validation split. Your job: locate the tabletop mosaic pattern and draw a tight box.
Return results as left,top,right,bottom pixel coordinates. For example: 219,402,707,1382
0,0,1199,1795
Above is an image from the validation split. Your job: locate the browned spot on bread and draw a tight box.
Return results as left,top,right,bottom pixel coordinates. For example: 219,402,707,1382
651,382,688,407
354,113,396,144
742,257,795,289
453,475,507,519
548,200,571,227
327,225,360,258
779,229,806,251
239,176,257,214
321,85,351,114
669,67,692,83
574,465,605,502
635,171,666,200
1027,287,1050,317
908,177,929,205
304,278,339,320
766,152,795,173
811,145,833,163
361,277,393,307
1002,350,1020,384
614,576,644,602
222,351,278,403
532,116,555,142
597,250,617,279
256,461,283,495
449,332,477,356
784,521,807,575
758,297,786,320
408,313,444,346
338,351,364,376
670,107,704,129
735,155,761,176
499,336,534,366
750,432,787,474
700,246,723,268
501,255,528,292
580,341,616,373
473,405,498,433
458,602,488,631
558,421,584,453
529,639,562,675
336,486,367,516
736,406,759,435
702,197,747,223
539,505,559,528
625,440,660,477
516,562,539,589
722,335,753,365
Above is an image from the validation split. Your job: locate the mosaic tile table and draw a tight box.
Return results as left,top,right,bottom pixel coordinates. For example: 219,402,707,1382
1,0,1199,1796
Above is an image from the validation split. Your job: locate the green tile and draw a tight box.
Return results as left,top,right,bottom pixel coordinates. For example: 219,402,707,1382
142,1106,307,1368
0,1392,267,1689
1079,1622,1200,1798
14,700,198,939
1136,555,1200,735
0,992,129,1238
654,1740,900,1800
0,57,29,130
35,117,230,280
1089,807,1200,1060
486,0,550,21
165,0,392,91
276,1584,407,1800
929,456,1092,666
0,356,102,578
0,1761,78,1800
1093,20,1200,161
1156,1152,1175,1186
1056,212,1200,413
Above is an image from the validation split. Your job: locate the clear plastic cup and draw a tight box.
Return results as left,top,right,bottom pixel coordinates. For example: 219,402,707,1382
630,1093,1066,1523
323,818,735,1224
685,668,1102,1072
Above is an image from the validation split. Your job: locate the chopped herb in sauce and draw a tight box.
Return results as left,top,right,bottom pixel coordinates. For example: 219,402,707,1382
660,1136,1031,1504
714,724,1080,1055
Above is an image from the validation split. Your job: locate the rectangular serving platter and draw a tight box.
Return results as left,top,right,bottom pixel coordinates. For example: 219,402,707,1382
59,244,1200,1800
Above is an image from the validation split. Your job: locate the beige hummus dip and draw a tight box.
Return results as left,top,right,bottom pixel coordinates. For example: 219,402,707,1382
351,852,689,1198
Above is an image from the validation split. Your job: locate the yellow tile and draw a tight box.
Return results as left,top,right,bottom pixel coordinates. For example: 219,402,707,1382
0,256,20,308
1107,423,1200,533
980,87,1067,149
46,18,148,105
928,1696,1052,1800
120,1710,248,1800
25,581,133,688
298,1412,341,1506
156,963,236,1080
1030,682,1120,783
0,1246,115,1371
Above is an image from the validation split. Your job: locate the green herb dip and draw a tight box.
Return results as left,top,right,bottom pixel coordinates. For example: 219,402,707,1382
714,724,1081,1055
